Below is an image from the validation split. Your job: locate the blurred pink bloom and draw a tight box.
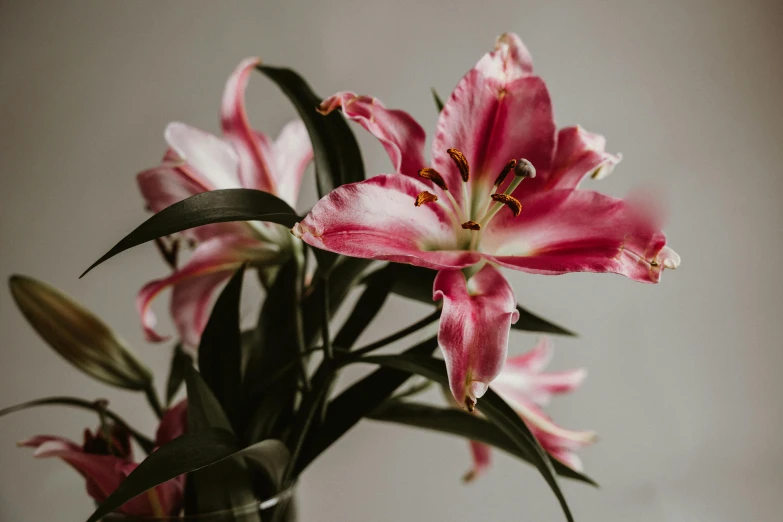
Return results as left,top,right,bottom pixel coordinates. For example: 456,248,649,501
294,32,678,408
463,339,595,481
19,400,188,516
136,58,313,347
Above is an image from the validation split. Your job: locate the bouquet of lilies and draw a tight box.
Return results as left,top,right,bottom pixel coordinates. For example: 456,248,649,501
3,32,678,521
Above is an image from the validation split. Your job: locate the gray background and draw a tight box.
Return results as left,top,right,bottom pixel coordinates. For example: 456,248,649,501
1,1,782,520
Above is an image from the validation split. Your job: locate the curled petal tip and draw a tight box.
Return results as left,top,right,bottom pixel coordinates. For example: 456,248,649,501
465,397,476,413
660,245,681,270
291,222,304,238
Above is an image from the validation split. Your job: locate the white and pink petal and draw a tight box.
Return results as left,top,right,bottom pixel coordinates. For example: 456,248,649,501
433,264,519,409
137,235,281,346
219,57,277,193
481,189,678,283
319,92,427,177
293,175,479,270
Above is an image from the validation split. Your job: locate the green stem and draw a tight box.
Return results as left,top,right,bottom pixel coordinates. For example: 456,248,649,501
348,309,441,360
294,250,311,391
321,277,333,361
282,371,330,485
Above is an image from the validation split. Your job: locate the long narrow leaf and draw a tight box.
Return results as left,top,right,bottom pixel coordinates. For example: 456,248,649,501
333,264,396,350
165,344,191,406
184,365,257,516
294,336,438,473
0,396,154,453
198,266,244,428
242,259,299,443
369,401,596,485
258,65,364,197
85,428,255,522
81,189,298,277
358,354,574,522
366,264,575,335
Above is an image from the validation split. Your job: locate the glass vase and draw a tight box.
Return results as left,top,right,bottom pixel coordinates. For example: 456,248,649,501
101,486,297,522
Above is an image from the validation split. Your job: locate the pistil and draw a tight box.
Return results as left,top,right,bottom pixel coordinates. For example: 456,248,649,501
478,158,535,229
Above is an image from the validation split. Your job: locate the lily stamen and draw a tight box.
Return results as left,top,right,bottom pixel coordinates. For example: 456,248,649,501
461,220,481,230
494,159,517,187
447,148,470,182
491,194,522,217
414,191,439,207
478,158,536,229
446,148,473,223
418,167,448,191
418,166,467,224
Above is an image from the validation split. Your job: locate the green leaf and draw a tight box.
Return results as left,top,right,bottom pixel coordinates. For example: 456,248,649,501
514,303,575,336
369,401,596,485
8,275,152,390
242,259,299,443
184,365,257,516
368,264,575,335
333,264,396,350
358,354,574,522
85,428,288,522
304,257,375,342
431,88,445,112
184,364,233,433
239,439,290,490
198,265,244,428
257,65,364,197
0,396,155,453
294,336,438,473
81,189,298,277
165,344,191,407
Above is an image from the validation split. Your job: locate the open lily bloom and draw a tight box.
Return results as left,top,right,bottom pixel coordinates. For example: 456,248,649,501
19,400,188,517
464,339,595,481
136,58,313,347
294,32,679,408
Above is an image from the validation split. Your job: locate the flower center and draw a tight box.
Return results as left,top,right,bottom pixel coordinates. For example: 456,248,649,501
413,149,536,251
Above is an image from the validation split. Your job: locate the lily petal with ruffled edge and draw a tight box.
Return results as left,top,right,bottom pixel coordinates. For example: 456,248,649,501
293,174,480,270
433,264,519,409
137,235,282,345
319,92,428,177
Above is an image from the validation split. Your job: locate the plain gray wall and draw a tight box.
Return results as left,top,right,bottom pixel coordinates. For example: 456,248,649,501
2,1,782,520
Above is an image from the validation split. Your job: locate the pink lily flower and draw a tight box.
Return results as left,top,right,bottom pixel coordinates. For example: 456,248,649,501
136,58,313,347
293,33,679,408
19,400,188,517
464,338,595,482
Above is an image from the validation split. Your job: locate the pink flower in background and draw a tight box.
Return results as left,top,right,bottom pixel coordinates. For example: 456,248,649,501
19,400,188,517
464,339,595,481
294,32,679,409
136,58,313,347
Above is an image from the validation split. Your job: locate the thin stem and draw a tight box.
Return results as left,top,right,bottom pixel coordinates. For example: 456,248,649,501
294,250,311,391
281,374,329,485
144,385,164,419
321,276,333,360
349,309,441,360
444,190,466,224
461,182,471,221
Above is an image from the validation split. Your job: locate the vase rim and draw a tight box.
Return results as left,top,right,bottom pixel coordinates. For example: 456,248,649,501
103,482,296,521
